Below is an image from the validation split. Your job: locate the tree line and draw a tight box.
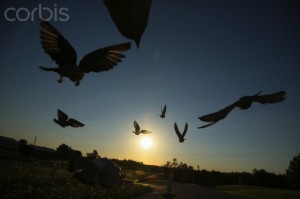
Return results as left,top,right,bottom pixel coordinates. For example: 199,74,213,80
16,139,300,190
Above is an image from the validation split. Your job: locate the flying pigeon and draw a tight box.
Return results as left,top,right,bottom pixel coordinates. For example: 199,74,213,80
158,104,167,118
54,109,85,128
103,0,152,48
132,120,152,135
174,122,188,143
39,20,131,86
198,91,286,128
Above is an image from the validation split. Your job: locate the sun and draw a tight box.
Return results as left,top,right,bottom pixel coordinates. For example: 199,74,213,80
140,137,153,149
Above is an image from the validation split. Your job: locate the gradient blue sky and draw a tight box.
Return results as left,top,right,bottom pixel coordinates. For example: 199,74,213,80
0,0,299,174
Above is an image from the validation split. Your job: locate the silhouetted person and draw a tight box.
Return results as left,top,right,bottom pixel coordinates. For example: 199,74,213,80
39,20,131,86
103,0,152,48
198,91,286,128
69,154,121,187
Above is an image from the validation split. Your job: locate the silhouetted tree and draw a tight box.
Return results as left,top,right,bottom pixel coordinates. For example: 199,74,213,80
18,139,31,157
253,168,267,186
286,153,300,189
73,150,82,157
56,143,73,160
171,158,178,168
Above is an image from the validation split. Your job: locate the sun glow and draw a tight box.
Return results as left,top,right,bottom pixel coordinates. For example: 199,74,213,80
140,137,153,149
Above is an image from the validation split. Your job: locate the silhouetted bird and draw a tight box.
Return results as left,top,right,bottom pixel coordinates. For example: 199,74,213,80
132,120,152,135
39,20,131,86
198,91,286,128
103,0,152,48
159,104,167,118
54,109,84,128
174,122,188,143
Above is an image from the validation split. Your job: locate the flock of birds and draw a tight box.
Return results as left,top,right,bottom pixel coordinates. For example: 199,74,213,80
39,0,287,144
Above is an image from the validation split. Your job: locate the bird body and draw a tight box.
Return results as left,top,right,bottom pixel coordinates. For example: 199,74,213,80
132,120,151,135
54,109,84,128
40,64,84,84
174,122,188,143
235,91,262,110
198,91,286,128
39,20,131,86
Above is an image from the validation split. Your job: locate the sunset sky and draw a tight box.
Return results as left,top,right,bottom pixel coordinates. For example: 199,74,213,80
0,0,299,174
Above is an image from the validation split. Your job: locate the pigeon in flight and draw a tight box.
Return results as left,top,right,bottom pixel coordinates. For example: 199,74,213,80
158,104,167,118
103,0,152,48
39,20,131,86
198,91,286,129
174,122,188,143
132,120,152,135
54,109,85,128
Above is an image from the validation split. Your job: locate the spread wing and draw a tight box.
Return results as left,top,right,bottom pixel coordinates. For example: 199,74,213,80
182,123,188,137
162,105,167,116
198,103,236,128
174,122,182,138
140,130,152,134
133,120,140,132
79,42,131,73
68,119,85,128
253,91,286,104
199,103,236,122
57,109,68,121
198,122,217,129
103,0,153,47
40,20,77,67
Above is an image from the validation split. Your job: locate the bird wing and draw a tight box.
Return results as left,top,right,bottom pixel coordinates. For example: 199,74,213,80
40,20,77,67
198,122,216,129
174,122,182,138
162,104,167,116
198,103,236,122
182,123,188,137
134,120,140,132
68,119,85,128
103,0,153,47
53,118,68,128
79,42,131,73
253,91,286,104
57,109,68,121
140,130,152,134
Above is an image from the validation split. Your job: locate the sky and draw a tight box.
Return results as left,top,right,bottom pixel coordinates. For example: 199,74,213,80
0,0,299,174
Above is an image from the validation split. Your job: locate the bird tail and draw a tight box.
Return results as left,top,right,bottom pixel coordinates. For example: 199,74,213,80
39,66,59,72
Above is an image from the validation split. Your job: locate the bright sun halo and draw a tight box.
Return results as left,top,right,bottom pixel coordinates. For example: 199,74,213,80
140,137,153,149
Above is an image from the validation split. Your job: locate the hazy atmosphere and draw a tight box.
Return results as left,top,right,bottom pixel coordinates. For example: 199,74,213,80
0,0,299,174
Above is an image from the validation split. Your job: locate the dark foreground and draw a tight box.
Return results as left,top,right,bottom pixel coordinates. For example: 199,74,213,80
140,182,251,199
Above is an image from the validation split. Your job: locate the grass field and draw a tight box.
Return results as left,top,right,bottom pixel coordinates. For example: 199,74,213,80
0,159,153,199
216,185,300,199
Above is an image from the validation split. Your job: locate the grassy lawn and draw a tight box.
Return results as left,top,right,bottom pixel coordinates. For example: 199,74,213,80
0,160,153,199
216,185,300,199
